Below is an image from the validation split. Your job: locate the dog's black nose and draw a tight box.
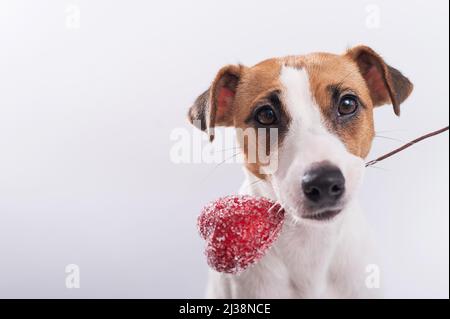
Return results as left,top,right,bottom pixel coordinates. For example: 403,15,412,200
302,164,345,206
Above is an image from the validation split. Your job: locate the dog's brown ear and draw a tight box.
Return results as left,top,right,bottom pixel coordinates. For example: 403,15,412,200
188,65,243,141
346,45,413,116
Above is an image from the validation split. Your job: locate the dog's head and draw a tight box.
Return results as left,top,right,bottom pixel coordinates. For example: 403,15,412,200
188,46,413,223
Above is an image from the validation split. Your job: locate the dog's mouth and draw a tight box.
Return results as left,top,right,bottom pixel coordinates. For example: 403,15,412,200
302,209,342,221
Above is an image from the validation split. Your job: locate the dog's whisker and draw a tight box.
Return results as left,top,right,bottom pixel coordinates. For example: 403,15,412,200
375,129,407,134
374,135,405,142
212,146,241,153
366,164,389,171
267,202,280,214
197,151,243,186
214,151,242,168
244,179,264,189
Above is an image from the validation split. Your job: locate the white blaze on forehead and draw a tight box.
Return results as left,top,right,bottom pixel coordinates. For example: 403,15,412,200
279,65,325,133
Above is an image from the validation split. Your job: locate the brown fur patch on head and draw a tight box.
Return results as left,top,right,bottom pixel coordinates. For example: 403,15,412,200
303,53,376,158
232,59,286,179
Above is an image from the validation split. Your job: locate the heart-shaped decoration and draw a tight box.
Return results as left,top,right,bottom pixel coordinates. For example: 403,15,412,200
198,195,285,274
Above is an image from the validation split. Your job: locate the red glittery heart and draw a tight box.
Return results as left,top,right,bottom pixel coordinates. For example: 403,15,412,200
198,195,285,274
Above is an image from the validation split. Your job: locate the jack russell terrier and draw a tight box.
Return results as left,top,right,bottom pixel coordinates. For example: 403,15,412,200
188,45,413,298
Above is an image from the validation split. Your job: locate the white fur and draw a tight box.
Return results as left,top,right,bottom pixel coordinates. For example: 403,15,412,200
206,66,380,299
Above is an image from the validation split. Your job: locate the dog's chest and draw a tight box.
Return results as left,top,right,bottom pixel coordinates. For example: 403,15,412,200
261,221,342,297
235,178,375,298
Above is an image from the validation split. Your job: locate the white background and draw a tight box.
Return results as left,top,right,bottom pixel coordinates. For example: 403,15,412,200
0,0,448,298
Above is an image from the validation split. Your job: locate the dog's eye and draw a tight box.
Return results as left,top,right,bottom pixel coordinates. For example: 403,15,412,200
338,95,359,116
255,105,277,125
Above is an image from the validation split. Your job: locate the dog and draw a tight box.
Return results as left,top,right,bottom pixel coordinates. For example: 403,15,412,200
188,45,413,298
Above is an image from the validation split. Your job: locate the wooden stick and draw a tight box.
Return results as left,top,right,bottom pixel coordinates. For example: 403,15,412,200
366,126,449,167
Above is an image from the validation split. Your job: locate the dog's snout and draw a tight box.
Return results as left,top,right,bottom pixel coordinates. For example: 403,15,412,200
302,164,345,206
